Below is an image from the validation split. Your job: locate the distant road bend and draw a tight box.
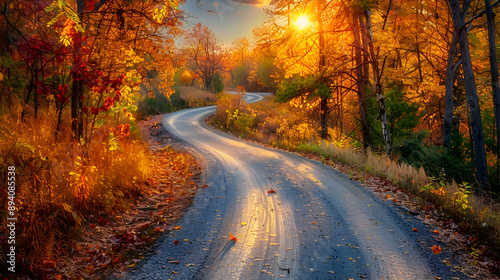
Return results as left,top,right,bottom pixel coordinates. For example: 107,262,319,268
127,92,469,279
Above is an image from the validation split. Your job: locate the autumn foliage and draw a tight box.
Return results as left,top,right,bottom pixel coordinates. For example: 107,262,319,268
0,0,185,276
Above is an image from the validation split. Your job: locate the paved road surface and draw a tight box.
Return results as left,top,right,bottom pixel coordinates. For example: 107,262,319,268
125,92,468,279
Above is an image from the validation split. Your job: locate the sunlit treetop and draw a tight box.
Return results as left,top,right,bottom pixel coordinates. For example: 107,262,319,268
295,15,310,30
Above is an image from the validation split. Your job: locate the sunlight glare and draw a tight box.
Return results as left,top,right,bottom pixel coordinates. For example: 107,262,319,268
295,15,310,30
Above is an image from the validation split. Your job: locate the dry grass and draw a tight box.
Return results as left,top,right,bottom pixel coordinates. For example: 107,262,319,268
0,107,153,273
317,139,500,256
177,86,217,108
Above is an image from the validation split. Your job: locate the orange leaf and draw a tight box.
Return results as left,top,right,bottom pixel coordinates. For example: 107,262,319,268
412,228,419,232
54,275,63,280
431,230,439,234
229,232,237,242
431,245,442,255
267,189,276,194
173,240,179,245
202,184,209,188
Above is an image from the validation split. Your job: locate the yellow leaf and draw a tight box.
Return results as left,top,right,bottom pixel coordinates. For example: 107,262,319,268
127,263,136,268
241,222,247,226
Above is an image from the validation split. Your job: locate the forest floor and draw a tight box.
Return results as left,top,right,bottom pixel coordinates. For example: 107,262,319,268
43,114,201,280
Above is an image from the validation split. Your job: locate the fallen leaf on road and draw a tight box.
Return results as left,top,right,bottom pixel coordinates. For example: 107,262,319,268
267,189,276,194
432,245,442,255
229,232,238,242
173,240,179,245
174,226,182,230
412,228,419,232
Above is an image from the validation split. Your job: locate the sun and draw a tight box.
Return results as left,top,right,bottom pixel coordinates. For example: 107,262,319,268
295,15,310,30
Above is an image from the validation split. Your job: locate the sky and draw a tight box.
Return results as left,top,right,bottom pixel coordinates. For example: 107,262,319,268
179,0,272,47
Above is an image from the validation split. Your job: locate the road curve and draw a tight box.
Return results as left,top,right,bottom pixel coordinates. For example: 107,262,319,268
126,92,469,280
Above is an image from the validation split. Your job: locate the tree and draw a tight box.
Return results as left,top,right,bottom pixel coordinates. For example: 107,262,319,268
449,0,490,191
485,0,500,180
348,3,372,148
33,0,183,142
183,23,224,90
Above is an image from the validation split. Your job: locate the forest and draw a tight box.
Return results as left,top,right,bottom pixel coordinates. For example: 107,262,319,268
2,0,500,278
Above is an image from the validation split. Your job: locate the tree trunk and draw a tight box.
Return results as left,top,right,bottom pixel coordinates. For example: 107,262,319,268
72,0,85,142
362,9,391,153
485,0,500,181
351,11,371,147
443,30,461,148
317,0,328,139
450,0,490,191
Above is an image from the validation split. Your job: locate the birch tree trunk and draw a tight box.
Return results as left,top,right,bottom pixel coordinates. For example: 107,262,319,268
362,9,392,153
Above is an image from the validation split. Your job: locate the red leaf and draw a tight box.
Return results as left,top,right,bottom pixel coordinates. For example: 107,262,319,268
267,189,276,194
412,228,419,232
229,232,237,242
173,240,179,245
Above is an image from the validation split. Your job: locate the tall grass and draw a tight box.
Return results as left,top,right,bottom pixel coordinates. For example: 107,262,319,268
319,139,500,252
0,108,152,272
178,86,217,108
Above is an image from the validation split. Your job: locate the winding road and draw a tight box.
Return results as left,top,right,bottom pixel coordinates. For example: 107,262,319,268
126,92,469,279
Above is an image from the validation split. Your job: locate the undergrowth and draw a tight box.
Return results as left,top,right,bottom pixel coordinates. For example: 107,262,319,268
0,108,152,276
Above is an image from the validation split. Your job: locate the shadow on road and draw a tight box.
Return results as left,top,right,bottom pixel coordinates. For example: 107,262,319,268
217,240,236,260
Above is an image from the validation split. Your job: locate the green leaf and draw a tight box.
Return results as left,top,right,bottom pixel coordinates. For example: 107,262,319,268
46,12,64,28
44,1,59,12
